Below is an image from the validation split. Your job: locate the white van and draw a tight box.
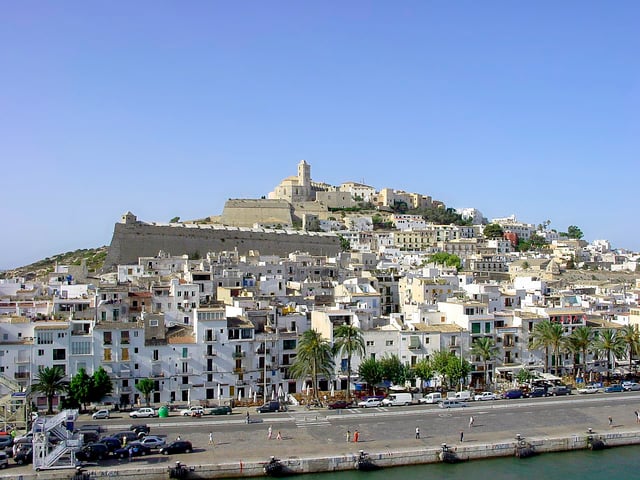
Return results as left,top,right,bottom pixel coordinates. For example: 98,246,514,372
419,392,442,404
381,392,413,406
439,399,467,409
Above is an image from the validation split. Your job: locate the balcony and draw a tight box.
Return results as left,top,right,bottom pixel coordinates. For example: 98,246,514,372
235,380,247,386
232,352,246,359
233,367,245,374
15,356,30,364
119,386,132,394
205,351,218,357
203,334,217,342
14,372,30,380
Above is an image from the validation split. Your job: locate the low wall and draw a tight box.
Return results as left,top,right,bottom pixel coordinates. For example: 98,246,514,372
7,430,640,480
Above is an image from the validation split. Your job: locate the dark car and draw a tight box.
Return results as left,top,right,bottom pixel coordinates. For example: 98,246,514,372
79,430,101,444
113,431,140,444
14,447,33,465
129,424,150,437
209,406,232,415
605,384,624,393
75,442,110,461
327,400,352,410
503,389,524,399
0,435,13,449
114,443,151,459
256,401,281,413
98,436,122,453
78,424,106,434
527,387,547,398
160,440,193,455
549,385,572,396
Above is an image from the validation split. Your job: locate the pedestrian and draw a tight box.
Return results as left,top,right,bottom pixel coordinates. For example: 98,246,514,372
268,425,273,440
353,430,359,443
246,411,250,424
346,430,351,442
128,447,133,461
469,416,474,428
122,435,127,447
608,416,613,428
276,431,282,440
176,435,181,441
415,427,420,439
635,411,640,424
209,432,214,445
460,430,464,443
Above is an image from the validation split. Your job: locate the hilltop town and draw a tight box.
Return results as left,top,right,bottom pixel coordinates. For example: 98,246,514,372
1,160,639,417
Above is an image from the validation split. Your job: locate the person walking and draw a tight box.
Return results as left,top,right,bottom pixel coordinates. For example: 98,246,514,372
460,430,464,443
469,416,474,428
246,411,250,424
608,416,613,428
415,427,420,439
346,430,351,442
276,431,282,440
353,430,359,443
268,425,273,440
209,432,214,445
635,411,640,424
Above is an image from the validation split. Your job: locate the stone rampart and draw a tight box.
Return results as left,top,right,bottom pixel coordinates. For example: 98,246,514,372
104,220,341,267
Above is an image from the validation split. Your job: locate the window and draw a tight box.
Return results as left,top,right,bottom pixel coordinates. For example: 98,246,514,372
52,349,66,361
121,331,130,344
150,320,159,327
122,348,129,361
471,323,480,334
385,340,394,346
182,347,188,358
283,339,296,350
485,323,491,334
103,349,112,361
134,348,139,353
366,340,374,347
58,332,65,338
38,349,44,356
71,342,91,355
153,350,159,361
103,332,112,345
36,331,54,344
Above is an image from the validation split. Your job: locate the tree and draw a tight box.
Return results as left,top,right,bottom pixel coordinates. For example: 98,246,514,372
414,358,434,390
336,234,351,252
483,223,504,239
32,366,68,414
68,368,93,412
593,329,626,376
566,326,594,374
428,252,462,271
530,320,555,373
136,378,155,406
567,225,584,239
357,357,383,390
619,325,640,371
470,337,499,389
446,356,472,389
91,367,113,404
547,322,566,376
289,330,335,406
332,324,365,402
379,354,408,386
516,368,534,384
169,217,180,223
430,350,453,386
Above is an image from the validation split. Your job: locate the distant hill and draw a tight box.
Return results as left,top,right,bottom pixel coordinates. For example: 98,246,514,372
0,246,108,280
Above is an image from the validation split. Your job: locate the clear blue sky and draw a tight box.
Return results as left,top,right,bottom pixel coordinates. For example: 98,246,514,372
2,2,639,269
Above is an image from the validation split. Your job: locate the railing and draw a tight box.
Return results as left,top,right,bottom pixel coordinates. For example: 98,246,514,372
232,352,246,358
233,367,245,374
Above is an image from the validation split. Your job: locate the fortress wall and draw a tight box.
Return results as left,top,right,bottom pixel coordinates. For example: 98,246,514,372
104,221,341,267
220,199,294,227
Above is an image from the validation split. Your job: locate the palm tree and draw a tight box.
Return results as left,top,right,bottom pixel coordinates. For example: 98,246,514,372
594,328,626,377
32,366,68,414
470,337,498,389
530,320,553,373
332,324,365,402
566,326,594,375
290,329,334,406
547,322,566,376
619,325,640,371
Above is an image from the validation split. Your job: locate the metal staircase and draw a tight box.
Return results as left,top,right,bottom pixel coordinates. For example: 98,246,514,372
32,409,80,471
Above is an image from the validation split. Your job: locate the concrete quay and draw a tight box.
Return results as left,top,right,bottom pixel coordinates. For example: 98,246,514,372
4,397,640,479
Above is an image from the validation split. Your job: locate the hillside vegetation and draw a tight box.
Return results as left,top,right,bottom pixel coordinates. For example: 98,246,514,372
0,246,108,279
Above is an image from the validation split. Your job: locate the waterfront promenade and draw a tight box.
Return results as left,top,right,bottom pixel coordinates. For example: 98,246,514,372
4,394,640,479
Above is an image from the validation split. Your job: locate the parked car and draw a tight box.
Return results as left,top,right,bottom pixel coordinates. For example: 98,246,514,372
419,392,443,404
503,389,524,399
133,435,166,449
357,397,382,408
578,385,600,394
439,399,467,409
160,440,193,455
327,400,352,410
98,436,122,452
0,451,8,469
114,443,151,459
454,391,473,402
79,430,101,444
129,408,156,418
129,424,150,437
180,406,205,417
605,384,624,393
78,424,106,433
13,446,32,465
549,385,572,396
623,382,640,391
257,401,282,413
208,406,233,415
474,392,499,401
75,442,110,461
92,409,110,420
381,393,413,406
113,431,141,444
0,435,13,449
527,387,548,398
